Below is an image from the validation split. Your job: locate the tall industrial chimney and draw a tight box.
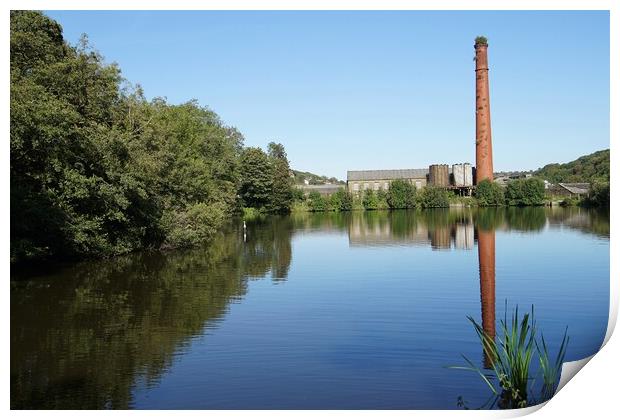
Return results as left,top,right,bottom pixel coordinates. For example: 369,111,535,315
474,36,494,183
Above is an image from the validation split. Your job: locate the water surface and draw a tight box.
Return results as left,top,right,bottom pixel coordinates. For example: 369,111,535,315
11,207,609,409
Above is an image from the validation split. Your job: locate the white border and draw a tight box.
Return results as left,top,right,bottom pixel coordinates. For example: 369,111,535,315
3,1,617,419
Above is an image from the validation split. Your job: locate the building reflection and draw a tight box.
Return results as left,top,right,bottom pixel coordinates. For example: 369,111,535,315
345,209,497,367
347,210,475,250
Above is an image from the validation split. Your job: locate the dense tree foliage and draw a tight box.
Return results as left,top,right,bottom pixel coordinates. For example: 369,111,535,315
417,186,451,208
586,181,610,208
239,147,272,209
362,189,380,210
307,191,328,212
475,180,505,206
11,11,243,262
387,180,417,209
238,143,294,213
267,142,294,213
505,178,545,206
534,149,609,184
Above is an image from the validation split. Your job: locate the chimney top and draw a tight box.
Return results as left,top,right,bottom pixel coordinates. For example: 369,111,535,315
474,36,488,47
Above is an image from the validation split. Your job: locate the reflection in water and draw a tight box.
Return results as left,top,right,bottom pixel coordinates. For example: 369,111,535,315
477,228,496,368
11,222,294,409
10,207,608,409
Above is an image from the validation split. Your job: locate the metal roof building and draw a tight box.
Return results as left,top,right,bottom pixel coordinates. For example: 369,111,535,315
557,183,591,195
347,168,429,181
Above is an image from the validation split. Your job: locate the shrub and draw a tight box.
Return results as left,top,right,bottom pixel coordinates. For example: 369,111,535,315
161,202,226,249
587,181,610,207
418,186,450,208
362,189,380,210
376,188,390,210
291,187,305,202
559,196,579,207
308,191,327,212
476,180,505,206
387,179,417,209
329,191,342,211
505,178,545,206
327,188,354,211
339,189,353,211
475,36,488,46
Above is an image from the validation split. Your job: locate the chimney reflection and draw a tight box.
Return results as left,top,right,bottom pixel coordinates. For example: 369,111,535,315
477,228,496,368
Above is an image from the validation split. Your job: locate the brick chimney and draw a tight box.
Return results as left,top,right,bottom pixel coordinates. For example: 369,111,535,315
474,37,494,183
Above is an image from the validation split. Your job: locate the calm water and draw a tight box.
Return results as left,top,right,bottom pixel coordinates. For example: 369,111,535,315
11,207,609,409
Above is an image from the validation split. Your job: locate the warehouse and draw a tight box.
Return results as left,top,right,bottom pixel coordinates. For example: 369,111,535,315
346,169,428,193
346,164,474,194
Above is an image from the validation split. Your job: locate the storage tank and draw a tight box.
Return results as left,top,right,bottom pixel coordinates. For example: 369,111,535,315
453,164,465,186
429,164,450,186
464,163,473,186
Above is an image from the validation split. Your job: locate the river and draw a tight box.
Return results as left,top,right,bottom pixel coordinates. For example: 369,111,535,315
10,207,610,409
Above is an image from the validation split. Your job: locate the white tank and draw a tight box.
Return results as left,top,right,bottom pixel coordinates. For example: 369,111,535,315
464,163,473,186
452,164,465,186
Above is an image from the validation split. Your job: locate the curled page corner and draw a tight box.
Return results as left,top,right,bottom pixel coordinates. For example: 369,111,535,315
555,355,595,395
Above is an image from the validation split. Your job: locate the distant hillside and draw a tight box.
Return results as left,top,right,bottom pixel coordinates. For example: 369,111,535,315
292,170,345,185
534,149,609,184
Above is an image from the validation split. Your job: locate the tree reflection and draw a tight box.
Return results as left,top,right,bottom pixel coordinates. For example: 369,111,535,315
11,222,294,409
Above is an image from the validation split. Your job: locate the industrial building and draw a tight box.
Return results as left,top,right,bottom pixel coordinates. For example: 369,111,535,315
346,38,495,195
346,164,474,194
346,169,428,193
546,183,591,198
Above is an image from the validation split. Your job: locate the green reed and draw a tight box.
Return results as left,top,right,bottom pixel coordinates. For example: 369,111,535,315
450,305,569,409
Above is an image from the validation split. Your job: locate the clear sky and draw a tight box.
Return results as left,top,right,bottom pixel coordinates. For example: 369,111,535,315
45,10,609,180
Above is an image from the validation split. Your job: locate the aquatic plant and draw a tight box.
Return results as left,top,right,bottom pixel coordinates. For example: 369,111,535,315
536,328,569,400
450,305,569,409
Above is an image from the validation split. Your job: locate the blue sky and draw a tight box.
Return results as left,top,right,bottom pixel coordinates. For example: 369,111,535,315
45,11,609,180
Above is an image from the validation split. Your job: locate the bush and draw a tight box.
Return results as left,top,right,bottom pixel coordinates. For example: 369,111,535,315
387,179,417,209
161,203,226,249
376,188,390,210
292,187,305,201
329,191,342,211
418,186,450,208
476,180,505,206
505,178,545,206
362,189,380,210
339,189,353,211
587,181,610,207
559,196,580,207
308,191,327,212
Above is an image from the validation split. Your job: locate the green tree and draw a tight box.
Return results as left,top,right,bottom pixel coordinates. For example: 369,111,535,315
308,191,327,212
376,188,389,209
535,149,609,184
291,187,305,201
267,142,293,213
505,178,545,206
340,189,353,211
475,180,505,206
387,179,417,209
417,186,450,208
587,181,610,208
329,191,342,211
362,189,380,210
239,147,273,209
11,11,243,261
